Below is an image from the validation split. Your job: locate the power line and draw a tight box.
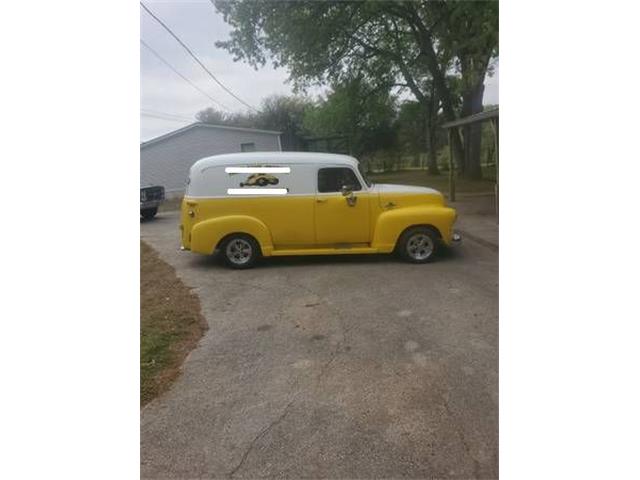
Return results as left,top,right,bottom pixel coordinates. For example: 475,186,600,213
140,108,193,121
140,109,194,123
140,39,230,112
140,1,259,113
141,113,191,124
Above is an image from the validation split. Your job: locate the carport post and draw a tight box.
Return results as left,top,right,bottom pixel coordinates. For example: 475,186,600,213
491,118,499,218
448,128,456,202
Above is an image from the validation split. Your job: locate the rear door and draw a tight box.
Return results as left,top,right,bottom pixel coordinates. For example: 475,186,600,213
314,167,370,245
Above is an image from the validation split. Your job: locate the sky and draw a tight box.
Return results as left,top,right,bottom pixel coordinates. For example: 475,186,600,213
140,1,499,142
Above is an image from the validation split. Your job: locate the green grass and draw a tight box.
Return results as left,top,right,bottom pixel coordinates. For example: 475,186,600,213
140,241,207,406
369,165,496,195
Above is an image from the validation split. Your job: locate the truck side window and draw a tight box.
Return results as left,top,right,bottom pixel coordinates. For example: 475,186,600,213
317,168,362,193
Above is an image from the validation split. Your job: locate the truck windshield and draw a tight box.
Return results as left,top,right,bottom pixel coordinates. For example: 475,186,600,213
358,163,373,187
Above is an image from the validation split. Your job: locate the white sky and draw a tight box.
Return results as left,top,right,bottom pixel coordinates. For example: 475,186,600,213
140,1,499,142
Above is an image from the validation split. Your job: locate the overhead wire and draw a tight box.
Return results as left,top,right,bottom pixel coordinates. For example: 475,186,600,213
140,39,230,112
140,109,194,123
140,1,259,113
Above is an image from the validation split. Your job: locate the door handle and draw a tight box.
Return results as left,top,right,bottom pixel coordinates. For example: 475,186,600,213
384,202,396,209
316,198,328,204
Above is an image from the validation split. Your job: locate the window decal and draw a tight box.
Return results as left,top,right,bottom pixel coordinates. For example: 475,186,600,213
226,166,291,195
239,173,279,187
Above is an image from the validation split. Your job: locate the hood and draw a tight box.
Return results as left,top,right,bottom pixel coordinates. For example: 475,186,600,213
373,183,442,195
372,183,444,208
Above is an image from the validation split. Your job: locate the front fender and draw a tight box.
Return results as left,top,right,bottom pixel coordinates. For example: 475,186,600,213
372,206,457,251
190,215,274,255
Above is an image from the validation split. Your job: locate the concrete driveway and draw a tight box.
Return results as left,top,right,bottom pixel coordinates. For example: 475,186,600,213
141,211,498,479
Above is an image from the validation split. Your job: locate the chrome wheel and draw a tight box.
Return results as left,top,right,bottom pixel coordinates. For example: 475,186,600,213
225,238,253,265
406,233,434,261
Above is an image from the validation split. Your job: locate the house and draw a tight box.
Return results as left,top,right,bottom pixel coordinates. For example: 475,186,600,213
141,123,282,198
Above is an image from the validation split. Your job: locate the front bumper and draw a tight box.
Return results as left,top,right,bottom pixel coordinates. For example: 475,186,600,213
140,200,162,210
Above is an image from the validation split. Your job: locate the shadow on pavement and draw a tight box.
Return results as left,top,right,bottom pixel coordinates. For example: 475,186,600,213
186,244,463,271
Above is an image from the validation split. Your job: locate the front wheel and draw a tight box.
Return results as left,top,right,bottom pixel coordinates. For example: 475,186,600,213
397,227,439,263
220,234,260,269
141,207,158,220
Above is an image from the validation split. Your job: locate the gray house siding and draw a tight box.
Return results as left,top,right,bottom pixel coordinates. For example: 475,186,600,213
141,125,281,197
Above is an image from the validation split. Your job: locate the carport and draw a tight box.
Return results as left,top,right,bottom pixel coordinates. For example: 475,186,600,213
442,108,499,208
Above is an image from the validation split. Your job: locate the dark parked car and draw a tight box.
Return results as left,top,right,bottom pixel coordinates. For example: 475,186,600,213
140,185,165,220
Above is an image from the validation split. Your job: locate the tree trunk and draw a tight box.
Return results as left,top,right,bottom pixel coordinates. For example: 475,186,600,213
411,38,465,172
460,82,485,179
427,124,439,175
425,90,440,175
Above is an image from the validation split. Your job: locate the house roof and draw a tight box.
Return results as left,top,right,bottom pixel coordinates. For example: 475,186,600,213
191,152,360,170
140,122,282,149
441,108,499,129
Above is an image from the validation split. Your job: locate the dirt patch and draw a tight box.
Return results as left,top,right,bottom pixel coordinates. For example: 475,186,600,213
140,240,208,407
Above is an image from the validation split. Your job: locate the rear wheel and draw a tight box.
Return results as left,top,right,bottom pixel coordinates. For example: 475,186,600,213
220,234,260,269
397,227,439,263
141,207,157,220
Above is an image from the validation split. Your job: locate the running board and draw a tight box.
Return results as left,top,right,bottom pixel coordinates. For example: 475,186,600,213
270,246,378,256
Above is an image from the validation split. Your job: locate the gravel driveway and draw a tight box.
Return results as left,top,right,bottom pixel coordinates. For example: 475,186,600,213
141,211,498,479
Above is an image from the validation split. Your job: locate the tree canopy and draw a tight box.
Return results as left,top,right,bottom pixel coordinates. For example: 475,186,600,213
303,76,396,157
214,0,498,178
196,94,313,150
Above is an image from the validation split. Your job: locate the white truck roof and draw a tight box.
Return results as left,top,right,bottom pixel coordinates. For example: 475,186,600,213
191,152,360,170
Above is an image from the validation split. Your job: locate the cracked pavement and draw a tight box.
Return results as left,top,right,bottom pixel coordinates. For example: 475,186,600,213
141,211,498,479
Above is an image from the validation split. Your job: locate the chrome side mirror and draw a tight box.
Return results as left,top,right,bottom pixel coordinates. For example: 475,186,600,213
341,185,357,206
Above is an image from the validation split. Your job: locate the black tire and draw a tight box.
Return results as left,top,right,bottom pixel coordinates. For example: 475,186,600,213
141,207,158,220
220,234,261,269
396,226,439,264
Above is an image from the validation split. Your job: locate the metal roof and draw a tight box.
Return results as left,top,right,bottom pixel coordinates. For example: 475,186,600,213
140,122,282,149
191,151,360,170
441,108,499,129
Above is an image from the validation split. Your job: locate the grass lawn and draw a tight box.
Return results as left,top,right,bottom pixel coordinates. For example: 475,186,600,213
369,166,496,195
140,240,207,406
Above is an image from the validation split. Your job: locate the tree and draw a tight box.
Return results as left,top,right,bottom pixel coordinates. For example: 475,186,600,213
196,95,313,150
303,76,397,159
395,101,424,162
195,107,255,128
429,2,498,177
214,0,498,178
395,100,432,172
253,95,313,150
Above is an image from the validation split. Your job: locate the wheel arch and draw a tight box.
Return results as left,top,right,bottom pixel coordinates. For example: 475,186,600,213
190,215,273,256
394,224,442,250
371,206,455,252
216,232,263,255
